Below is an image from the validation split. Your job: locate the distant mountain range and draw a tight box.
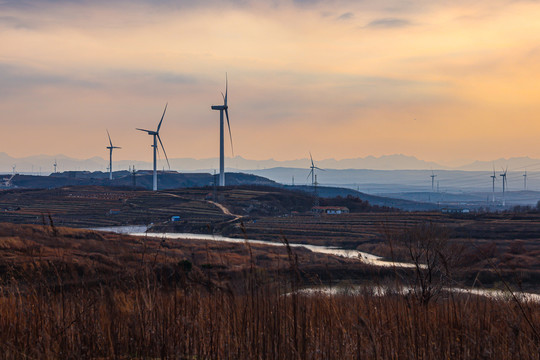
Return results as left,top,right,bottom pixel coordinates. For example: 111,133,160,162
1,152,540,173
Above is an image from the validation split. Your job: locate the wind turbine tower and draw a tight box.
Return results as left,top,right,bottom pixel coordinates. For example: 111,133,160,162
136,104,170,191
500,168,508,206
490,169,497,203
53,159,57,174
523,171,527,190
430,170,437,192
106,130,121,180
211,74,234,187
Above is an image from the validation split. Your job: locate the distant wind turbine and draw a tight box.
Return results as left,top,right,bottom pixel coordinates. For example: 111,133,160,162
106,130,121,180
307,152,324,187
211,74,234,187
430,170,437,192
500,167,508,206
136,103,170,191
490,167,497,203
523,171,527,190
53,159,57,174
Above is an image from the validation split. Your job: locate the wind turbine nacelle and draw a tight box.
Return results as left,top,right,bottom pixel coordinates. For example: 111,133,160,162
211,105,226,110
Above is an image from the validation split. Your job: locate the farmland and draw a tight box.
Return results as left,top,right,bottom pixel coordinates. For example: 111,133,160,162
1,185,540,291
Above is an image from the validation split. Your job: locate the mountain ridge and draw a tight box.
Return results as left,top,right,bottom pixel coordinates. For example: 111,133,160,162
1,152,540,172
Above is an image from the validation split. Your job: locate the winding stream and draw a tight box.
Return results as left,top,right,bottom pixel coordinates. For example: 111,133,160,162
92,225,540,303
92,225,417,268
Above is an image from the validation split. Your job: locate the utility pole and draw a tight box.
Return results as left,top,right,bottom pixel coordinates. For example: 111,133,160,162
313,174,320,208
213,169,217,202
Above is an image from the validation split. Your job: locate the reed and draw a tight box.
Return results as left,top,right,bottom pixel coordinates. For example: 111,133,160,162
0,223,538,359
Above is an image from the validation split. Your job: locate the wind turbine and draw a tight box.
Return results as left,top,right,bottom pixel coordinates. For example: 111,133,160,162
136,104,170,191
106,130,121,180
307,152,324,186
211,74,233,187
500,167,508,206
523,171,527,190
53,159,57,174
490,167,497,203
430,170,437,192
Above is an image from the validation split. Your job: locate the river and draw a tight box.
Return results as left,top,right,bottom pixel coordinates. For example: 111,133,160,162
92,225,417,268
92,225,540,303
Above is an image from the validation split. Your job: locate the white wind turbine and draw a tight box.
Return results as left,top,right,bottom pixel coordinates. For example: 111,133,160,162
106,130,121,180
307,153,324,186
211,74,233,187
136,104,170,191
490,167,497,203
500,167,508,206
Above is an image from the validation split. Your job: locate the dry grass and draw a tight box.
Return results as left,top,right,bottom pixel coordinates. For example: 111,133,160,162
0,222,539,359
1,279,539,359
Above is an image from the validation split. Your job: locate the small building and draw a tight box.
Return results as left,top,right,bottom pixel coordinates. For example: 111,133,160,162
311,206,350,215
171,215,181,222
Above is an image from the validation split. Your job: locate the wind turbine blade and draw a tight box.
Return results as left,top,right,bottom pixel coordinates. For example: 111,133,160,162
157,134,170,169
223,72,228,106
136,128,153,133
314,167,325,171
107,129,113,147
306,169,313,181
157,103,168,132
225,108,234,157
309,152,314,167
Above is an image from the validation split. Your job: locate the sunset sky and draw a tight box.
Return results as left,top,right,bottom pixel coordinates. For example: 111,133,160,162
1,0,540,167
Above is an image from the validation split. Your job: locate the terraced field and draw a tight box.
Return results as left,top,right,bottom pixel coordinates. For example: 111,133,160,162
0,186,231,228
2,185,540,287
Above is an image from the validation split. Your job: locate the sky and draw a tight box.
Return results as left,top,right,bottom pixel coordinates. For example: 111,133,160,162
1,0,540,167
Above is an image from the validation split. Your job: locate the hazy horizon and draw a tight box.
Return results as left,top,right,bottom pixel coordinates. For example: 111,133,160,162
3,151,540,173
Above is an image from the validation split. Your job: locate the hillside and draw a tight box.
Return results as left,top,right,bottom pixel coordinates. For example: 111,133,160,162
6,171,277,190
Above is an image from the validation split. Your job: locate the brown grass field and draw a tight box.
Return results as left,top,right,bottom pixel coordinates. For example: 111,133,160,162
0,222,539,359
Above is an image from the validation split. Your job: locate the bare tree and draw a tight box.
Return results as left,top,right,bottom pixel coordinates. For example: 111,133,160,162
389,223,464,305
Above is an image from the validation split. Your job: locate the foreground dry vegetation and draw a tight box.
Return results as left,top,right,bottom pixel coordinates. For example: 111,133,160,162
0,223,539,359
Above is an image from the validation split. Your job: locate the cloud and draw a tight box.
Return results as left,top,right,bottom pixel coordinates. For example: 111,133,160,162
365,17,411,28
0,63,100,96
336,12,354,20
0,15,34,29
0,62,199,98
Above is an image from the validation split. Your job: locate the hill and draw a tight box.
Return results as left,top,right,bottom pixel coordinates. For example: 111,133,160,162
5,171,276,190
